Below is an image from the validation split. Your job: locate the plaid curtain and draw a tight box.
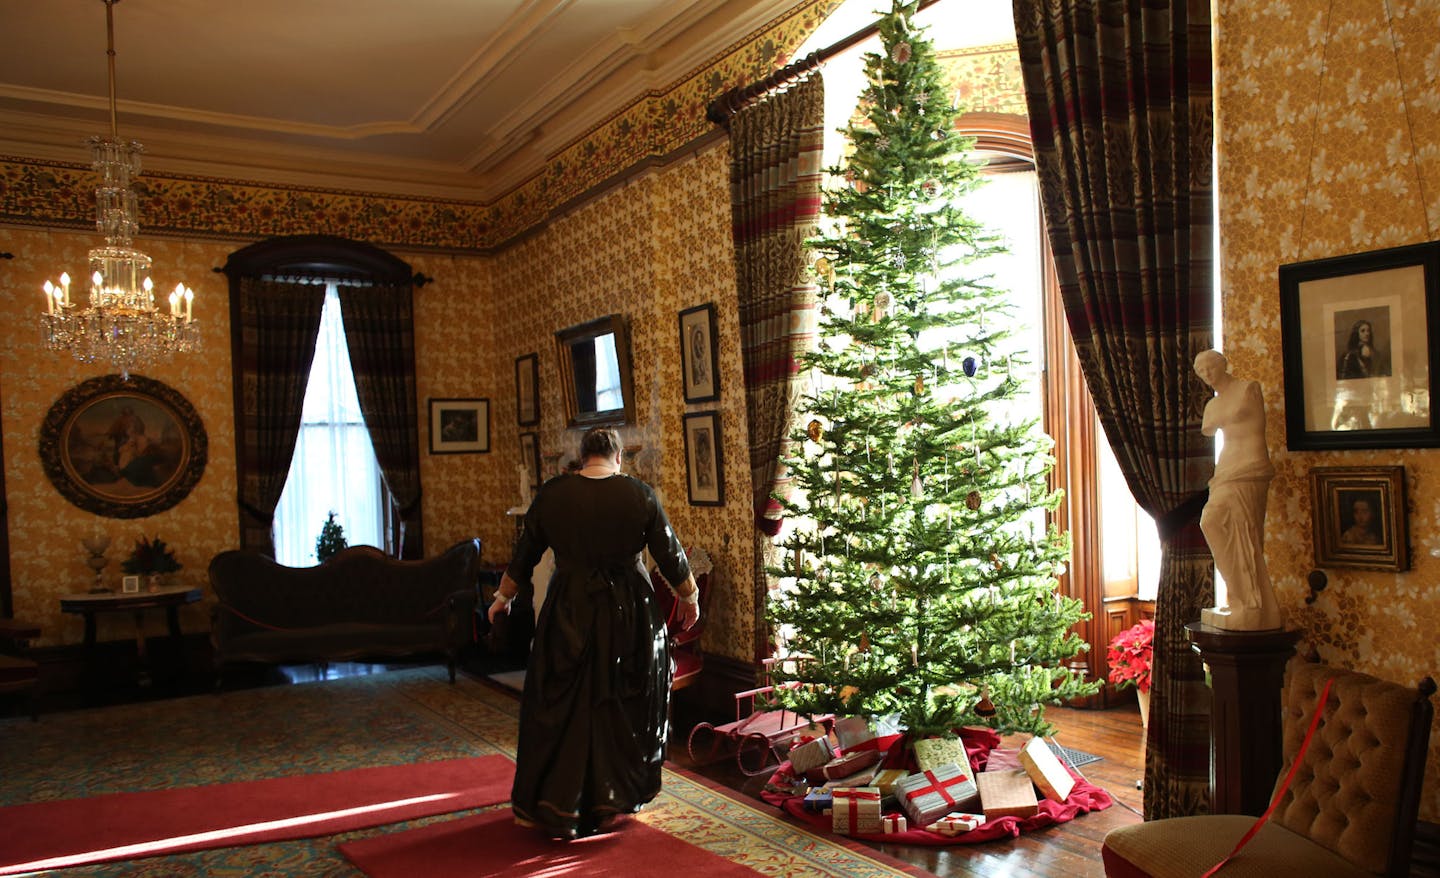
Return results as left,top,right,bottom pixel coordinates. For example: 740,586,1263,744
1014,0,1217,819
729,74,825,660
338,283,423,559
234,277,326,556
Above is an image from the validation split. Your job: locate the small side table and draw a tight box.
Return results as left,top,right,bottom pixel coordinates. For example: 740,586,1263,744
60,586,201,687
1186,622,1301,816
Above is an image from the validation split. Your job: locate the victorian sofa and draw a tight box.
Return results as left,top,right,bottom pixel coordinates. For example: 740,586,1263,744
209,538,481,683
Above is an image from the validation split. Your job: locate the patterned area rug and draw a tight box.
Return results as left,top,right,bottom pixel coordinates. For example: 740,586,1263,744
0,668,928,877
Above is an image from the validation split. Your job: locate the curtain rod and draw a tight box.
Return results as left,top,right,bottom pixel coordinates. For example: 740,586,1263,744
705,0,943,125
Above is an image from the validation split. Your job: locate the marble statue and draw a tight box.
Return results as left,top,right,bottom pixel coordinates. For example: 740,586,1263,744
1195,350,1283,631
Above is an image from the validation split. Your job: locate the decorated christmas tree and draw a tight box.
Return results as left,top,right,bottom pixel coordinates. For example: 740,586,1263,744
766,0,1097,738
315,511,348,564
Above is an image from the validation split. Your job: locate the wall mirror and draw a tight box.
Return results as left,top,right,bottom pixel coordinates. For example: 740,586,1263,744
555,314,635,427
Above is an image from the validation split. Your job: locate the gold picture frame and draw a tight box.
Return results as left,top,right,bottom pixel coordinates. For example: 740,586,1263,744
1310,465,1408,571
39,373,208,519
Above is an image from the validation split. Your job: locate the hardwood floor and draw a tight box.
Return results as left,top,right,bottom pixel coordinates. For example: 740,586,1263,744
667,701,1147,878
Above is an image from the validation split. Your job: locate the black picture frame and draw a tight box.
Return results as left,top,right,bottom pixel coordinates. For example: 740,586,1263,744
39,373,209,519
515,353,539,426
1310,465,1408,571
679,303,720,403
428,398,490,454
519,431,541,492
682,410,724,506
1280,240,1440,450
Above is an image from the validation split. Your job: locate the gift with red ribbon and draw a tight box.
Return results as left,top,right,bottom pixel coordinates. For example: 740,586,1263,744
830,786,883,835
881,814,908,834
896,762,981,826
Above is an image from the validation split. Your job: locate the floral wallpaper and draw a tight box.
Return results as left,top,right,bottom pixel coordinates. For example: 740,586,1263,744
1216,0,1440,820
482,145,756,663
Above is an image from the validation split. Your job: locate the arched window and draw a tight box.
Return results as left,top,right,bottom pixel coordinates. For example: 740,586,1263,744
221,235,426,560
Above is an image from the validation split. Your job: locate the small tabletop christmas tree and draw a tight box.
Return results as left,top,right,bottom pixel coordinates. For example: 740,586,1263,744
766,0,1098,737
315,512,348,564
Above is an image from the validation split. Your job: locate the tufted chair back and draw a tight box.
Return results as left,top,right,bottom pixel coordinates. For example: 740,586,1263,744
1101,661,1434,878
1268,662,1433,875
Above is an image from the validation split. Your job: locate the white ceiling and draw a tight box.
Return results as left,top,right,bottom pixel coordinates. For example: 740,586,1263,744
0,0,794,200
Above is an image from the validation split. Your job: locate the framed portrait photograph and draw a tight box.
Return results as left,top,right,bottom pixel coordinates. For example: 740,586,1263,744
1279,240,1440,450
682,410,724,506
1310,466,1408,571
38,373,209,519
428,398,490,454
519,431,541,492
121,574,141,594
515,353,539,426
679,303,720,403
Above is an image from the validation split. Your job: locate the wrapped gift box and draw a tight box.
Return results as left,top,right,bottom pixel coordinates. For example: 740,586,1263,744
788,736,835,776
872,768,908,798
926,812,983,836
895,762,981,826
1018,736,1074,803
881,814,908,834
912,735,970,773
809,748,883,784
803,787,834,813
831,786,883,835
976,768,1039,819
832,716,877,751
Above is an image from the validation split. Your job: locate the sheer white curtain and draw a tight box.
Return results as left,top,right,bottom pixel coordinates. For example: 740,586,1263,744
273,283,386,566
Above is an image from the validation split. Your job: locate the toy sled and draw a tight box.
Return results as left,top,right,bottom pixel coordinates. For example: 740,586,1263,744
686,658,834,776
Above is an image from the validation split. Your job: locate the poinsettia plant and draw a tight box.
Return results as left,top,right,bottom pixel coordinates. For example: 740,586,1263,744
120,535,182,576
1106,619,1154,693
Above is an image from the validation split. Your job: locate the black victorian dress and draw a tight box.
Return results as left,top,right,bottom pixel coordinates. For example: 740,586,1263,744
504,471,691,839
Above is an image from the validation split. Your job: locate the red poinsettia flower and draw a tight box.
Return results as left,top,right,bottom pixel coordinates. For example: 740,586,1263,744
1106,619,1154,694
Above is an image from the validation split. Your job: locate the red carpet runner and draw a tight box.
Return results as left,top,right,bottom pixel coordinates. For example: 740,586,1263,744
0,755,513,875
340,809,764,877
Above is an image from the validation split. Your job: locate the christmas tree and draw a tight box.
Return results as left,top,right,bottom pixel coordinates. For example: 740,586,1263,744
766,0,1097,738
315,511,348,564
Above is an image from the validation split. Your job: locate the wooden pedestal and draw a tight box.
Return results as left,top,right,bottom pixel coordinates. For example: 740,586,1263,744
1185,622,1301,816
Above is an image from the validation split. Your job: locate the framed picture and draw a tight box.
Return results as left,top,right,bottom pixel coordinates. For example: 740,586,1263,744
1279,240,1440,449
428,398,490,454
121,574,141,594
682,410,724,506
519,432,541,492
679,303,720,403
515,353,539,426
38,373,208,519
1310,466,1408,571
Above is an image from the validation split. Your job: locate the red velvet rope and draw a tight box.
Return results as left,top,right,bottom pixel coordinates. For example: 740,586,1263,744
1200,676,1335,878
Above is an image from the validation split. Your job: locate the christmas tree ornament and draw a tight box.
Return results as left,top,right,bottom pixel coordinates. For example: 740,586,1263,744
966,491,982,510
859,631,870,652
963,356,978,377
975,688,997,718
913,375,924,395
910,461,923,499
891,41,912,63
920,178,939,198
807,419,824,442
873,290,893,321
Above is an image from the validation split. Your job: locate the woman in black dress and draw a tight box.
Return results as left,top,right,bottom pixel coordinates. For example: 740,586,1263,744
487,427,700,839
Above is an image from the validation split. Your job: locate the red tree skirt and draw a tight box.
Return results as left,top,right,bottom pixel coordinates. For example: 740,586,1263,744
761,728,1113,846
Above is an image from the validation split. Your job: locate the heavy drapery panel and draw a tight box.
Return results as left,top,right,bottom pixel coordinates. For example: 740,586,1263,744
234,277,326,556
338,282,423,560
1014,0,1216,819
730,74,824,660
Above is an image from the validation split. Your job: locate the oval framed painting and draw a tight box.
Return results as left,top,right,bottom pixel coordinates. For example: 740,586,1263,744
39,373,208,518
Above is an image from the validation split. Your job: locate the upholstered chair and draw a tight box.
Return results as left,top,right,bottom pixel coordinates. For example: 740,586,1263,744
1102,662,1434,878
651,547,712,692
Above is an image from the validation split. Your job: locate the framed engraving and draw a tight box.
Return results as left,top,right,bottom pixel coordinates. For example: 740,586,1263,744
428,398,490,454
1280,241,1440,449
679,303,720,403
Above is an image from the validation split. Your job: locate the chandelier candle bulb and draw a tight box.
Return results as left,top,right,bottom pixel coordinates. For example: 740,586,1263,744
184,286,194,322
43,281,54,315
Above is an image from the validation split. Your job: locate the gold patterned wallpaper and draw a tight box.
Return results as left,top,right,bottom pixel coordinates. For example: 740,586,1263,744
1216,0,1440,819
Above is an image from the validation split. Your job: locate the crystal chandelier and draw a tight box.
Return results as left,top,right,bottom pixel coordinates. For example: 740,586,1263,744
38,0,200,380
